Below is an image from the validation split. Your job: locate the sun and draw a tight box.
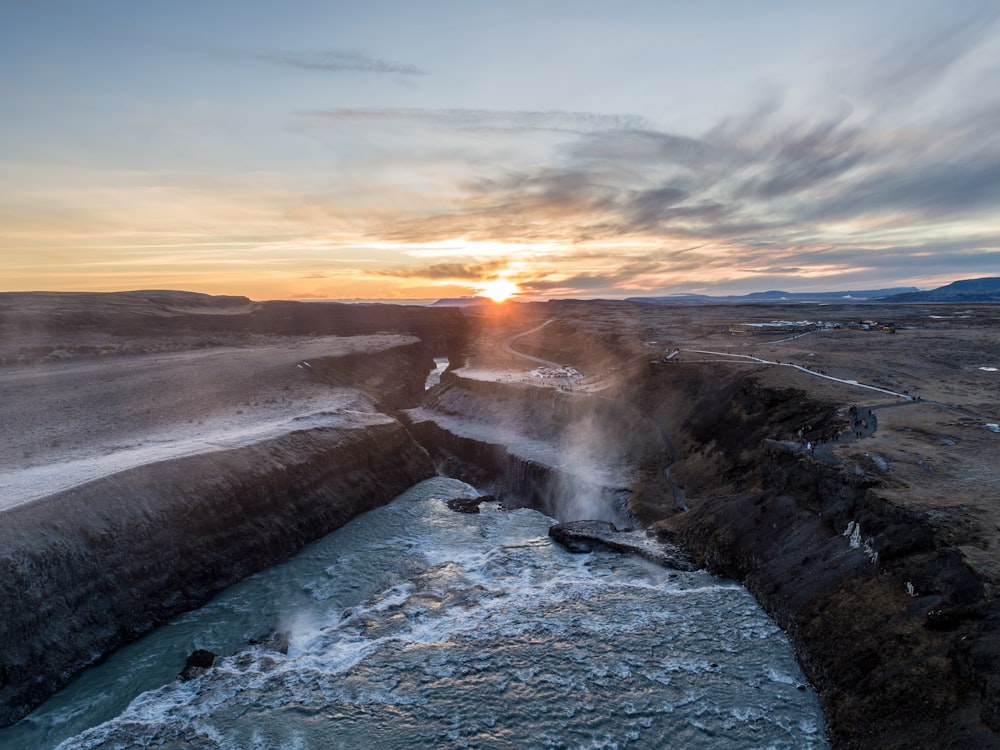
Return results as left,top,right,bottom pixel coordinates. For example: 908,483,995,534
479,278,520,303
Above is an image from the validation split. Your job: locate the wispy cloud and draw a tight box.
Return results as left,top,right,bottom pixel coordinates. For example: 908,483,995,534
334,14,1000,295
10,4,1000,299
298,108,648,134
256,49,425,75
292,16,1000,281
851,6,1000,110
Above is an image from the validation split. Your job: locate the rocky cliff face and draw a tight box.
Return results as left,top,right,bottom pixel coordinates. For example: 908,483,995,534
4,293,996,746
615,365,999,749
675,445,999,750
0,293,467,727
402,372,663,522
0,417,434,726
405,362,1000,749
306,340,436,410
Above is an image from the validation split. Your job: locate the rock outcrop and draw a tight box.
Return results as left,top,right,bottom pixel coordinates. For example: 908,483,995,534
549,520,695,570
4,292,998,748
675,446,1000,750
0,292,468,726
179,649,218,681
630,365,1000,749
446,495,497,513
304,340,436,410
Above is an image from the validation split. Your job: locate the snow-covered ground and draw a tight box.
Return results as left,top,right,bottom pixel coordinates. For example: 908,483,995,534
0,335,414,511
0,406,394,511
452,366,583,389
405,406,566,469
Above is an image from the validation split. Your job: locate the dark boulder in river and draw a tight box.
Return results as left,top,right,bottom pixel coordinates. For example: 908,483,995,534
549,520,697,571
445,495,497,513
179,649,217,681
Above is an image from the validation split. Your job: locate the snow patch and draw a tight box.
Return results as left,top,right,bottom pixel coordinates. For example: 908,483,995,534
843,521,879,564
0,404,390,510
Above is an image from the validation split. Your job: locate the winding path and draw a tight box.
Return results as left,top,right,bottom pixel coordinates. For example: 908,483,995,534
679,348,917,464
683,349,915,401
500,319,560,367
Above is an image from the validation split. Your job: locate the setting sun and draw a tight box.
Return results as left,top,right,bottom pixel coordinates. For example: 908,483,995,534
479,278,520,302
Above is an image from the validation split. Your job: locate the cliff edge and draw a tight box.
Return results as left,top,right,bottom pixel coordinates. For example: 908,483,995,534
0,415,434,726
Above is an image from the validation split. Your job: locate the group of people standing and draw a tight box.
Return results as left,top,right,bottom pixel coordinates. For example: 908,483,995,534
848,404,875,439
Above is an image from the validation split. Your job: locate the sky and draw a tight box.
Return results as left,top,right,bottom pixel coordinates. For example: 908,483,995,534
2,0,999,301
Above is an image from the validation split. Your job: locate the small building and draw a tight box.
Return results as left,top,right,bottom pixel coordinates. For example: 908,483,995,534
729,321,814,335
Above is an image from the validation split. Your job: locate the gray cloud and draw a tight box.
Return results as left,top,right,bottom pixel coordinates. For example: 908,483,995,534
450,89,998,244
258,49,425,75
776,239,1000,271
520,274,621,293
808,159,1000,226
569,128,727,170
516,250,728,296
623,186,688,228
739,117,870,200
754,267,804,275
376,261,507,280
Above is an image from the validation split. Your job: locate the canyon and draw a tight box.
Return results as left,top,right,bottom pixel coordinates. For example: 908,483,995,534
1,291,998,749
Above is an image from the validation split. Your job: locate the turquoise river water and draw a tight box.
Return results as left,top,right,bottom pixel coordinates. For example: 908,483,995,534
0,477,827,749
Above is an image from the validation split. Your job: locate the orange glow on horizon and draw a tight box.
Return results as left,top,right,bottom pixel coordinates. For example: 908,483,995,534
478,278,520,302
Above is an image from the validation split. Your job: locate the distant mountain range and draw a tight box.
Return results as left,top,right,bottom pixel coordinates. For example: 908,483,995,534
629,277,1000,305
625,287,919,305
879,277,1000,303
428,278,1000,306
431,296,494,307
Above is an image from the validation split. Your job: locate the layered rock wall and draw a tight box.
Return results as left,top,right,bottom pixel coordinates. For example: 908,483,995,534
632,366,1000,749
406,361,1000,749
676,445,999,749
0,293,467,727
0,418,434,726
306,340,436,410
403,373,662,521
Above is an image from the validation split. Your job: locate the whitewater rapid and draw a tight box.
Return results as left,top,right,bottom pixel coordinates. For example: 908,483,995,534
1,477,826,749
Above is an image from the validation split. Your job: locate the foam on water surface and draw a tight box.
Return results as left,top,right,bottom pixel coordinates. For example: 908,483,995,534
2,477,827,750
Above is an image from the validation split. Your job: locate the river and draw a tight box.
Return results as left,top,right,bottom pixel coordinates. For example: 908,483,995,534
0,477,826,749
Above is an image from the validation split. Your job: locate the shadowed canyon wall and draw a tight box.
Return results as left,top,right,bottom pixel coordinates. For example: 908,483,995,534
409,361,1000,750
0,419,434,726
